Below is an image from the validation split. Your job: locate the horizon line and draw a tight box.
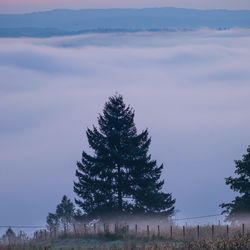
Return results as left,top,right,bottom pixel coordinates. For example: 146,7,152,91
1,6,250,15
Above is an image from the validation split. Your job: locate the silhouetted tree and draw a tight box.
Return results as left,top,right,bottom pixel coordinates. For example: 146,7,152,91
46,213,59,232
220,145,250,222
56,195,75,231
73,209,85,222
74,94,175,217
46,195,75,232
5,227,16,245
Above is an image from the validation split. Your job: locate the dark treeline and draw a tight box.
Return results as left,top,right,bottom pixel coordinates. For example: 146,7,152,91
1,8,250,38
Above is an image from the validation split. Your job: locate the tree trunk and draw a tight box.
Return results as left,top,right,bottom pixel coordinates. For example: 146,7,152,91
118,165,122,211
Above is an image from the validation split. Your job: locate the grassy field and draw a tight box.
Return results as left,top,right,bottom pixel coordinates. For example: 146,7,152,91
0,224,249,249
0,236,250,249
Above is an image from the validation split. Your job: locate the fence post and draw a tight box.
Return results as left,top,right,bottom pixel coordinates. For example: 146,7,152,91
212,225,214,241
226,225,229,239
170,225,173,239
158,225,160,237
242,224,245,236
147,225,150,238
197,225,200,240
127,225,129,234
135,224,137,235
183,226,185,241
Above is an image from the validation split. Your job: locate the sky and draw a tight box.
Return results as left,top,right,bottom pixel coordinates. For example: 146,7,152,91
0,29,250,235
0,0,250,13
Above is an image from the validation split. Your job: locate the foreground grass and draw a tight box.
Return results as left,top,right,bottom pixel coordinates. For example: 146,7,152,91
0,235,249,250
1,224,249,249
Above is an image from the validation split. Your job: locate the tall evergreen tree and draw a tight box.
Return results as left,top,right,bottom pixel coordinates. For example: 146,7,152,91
220,146,250,222
74,94,175,217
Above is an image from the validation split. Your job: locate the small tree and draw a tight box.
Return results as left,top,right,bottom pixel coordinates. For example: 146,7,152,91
220,145,250,222
56,195,75,232
5,227,16,245
46,195,75,232
46,212,59,232
74,94,175,217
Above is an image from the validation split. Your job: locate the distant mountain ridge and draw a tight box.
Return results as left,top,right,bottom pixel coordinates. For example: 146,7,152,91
0,7,250,37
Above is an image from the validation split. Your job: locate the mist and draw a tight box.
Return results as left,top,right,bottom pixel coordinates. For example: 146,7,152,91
0,29,250,234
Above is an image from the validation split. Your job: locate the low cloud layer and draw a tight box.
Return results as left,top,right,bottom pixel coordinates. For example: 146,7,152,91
0,29,250,232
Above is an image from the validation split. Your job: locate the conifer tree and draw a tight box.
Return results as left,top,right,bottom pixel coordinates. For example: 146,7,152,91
74,94,175,217
46,195,75,232
220,146,250,221
56,195,75,231
5,227,16,245
46,213,59,232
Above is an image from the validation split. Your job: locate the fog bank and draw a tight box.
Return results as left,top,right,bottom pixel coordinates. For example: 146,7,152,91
0,29,250,233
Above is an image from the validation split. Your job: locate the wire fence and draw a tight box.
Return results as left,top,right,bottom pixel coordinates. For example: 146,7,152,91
1,214,249,243
28,223,249,242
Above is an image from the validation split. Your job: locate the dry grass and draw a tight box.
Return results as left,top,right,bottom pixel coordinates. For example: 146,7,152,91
0,237,249,250
0,224,249,249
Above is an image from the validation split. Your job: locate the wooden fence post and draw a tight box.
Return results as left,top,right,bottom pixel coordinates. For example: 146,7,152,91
242,224,245,236
170,225,173,239
183,226,185,241
135,224,137,235
147,225,150,238
197,225,200,240
157,225,160,237
226,225,229,239
212,225,214,240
